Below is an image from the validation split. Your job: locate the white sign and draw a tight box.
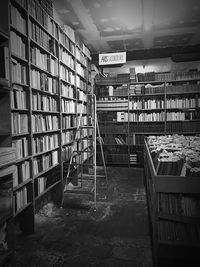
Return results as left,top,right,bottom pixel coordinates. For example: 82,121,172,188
99,52,126,65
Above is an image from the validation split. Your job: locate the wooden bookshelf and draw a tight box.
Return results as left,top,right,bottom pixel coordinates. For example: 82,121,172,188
95,71,200,166
7,0,93,238
144,135,200,266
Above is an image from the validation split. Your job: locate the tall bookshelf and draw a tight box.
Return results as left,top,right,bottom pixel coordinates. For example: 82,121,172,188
95,70,200,166
144,135,200,266
0,1,16,265
8,0,92,235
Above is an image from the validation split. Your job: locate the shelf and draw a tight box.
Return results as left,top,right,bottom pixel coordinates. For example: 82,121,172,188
33,147,59,157
12,132,29,137
31,63,57,78
14,202,32,217
32,129,60,135
61,95,76,101
32,110,59,114
0,78,9,88
10,24,27,38
11,53,28,63
15,156,31,164
11,108,29,113
33,163,60,179
13,178,32,192
59,60,75,72
31,87,58,96
34,180,61,201
59,43,75,57
30,39,58,59
12,81,29,87
29,14,55,40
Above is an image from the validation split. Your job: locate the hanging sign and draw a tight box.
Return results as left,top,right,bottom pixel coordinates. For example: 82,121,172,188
99,52,126,65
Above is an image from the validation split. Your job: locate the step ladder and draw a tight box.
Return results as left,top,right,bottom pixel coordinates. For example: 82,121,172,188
61,94,107,208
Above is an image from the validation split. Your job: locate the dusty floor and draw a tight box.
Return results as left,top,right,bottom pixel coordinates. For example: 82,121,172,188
15,167,153,267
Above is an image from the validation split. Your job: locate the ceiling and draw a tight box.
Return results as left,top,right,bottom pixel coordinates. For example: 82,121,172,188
53,0,200,64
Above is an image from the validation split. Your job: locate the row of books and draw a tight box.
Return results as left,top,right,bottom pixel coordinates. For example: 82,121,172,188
11,59,27,84
31,114,59,132
32,134,59,154
60,47,75,70
29,21,57,56
130,153,138,164
33,150,58,175
60,65,75,85
60,24,75,44
76,47,87,67
77,90,87,102
30,46,58,76
76,76,87,91
62,115,76,129
35,176,47,196
129,99,164,110
36,0,54,18
148,135,200,176
61,83,75,99
137,71,200,82
130,84,143,95
116,111,166,122
76,139,92,151
61,99,76,114
31,69,58,94
158,193,200,217
62,131,74,145
11,31,26,59
11,113,28,134
59,28,75,53
0,148,16,168
32,93,58,112
144,84,200,95
11,85,27,110
157,220,200,242
29,0,56,36
77,103,87,114
62,145,73,162
17,161,30,185
14,186,28,212
76,62,86,79
166,111,200,121
12,137,28,160
10,5,26,35
166,97,198,109
97,100,128,111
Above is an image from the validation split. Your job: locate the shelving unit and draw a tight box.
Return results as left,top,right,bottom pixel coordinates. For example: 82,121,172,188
0,2,16,265
95,70,200,166
144,135,200,266
7,0,92,236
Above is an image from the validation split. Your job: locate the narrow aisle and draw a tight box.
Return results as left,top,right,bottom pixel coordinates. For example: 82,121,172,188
15,167,153,267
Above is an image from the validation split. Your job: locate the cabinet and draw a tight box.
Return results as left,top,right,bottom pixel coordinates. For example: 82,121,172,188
95,70,200,166
8,0,92,234
144,135,200,266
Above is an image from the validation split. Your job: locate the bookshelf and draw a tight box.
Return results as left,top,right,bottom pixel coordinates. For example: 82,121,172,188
144,135,200,266
7,0,92,235
0,2,16,265
95,70,200,166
